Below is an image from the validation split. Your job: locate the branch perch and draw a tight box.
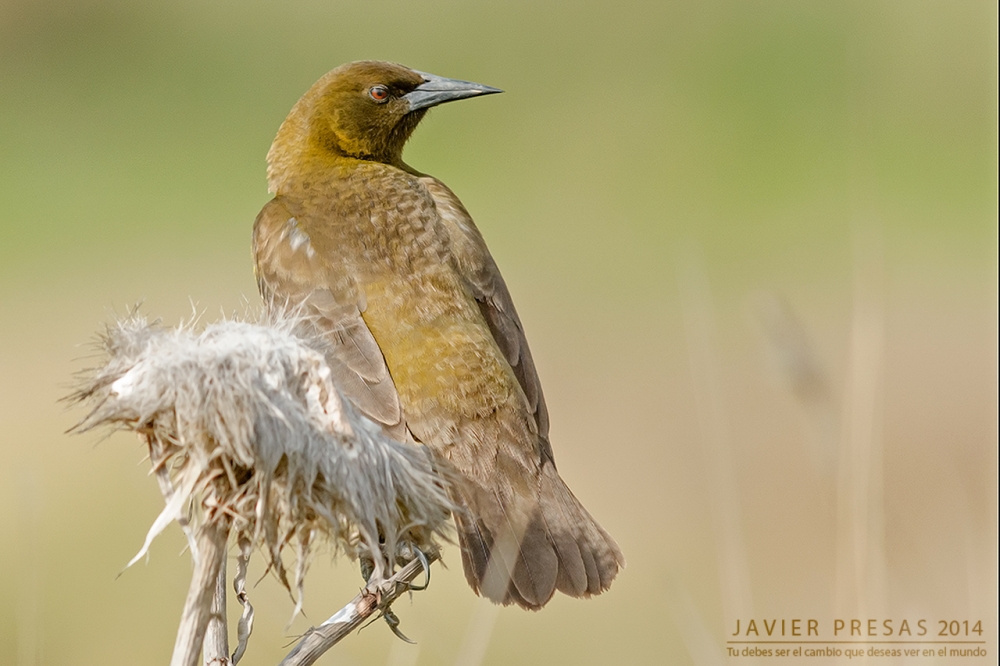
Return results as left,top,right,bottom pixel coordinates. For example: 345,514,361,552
280,549,440,666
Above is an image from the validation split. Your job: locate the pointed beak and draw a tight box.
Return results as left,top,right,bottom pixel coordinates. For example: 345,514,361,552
404,71,503,113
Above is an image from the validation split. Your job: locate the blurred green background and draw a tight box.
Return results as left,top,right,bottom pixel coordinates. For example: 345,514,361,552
0,0,995,664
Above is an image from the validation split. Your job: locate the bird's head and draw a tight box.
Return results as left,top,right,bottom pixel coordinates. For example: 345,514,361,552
267,61,501,192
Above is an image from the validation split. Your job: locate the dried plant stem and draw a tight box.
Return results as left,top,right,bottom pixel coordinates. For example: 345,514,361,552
204,560,231,665
279,550,439,666
171,516,233,666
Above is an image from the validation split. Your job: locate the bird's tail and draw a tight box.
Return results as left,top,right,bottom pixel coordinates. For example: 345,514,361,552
454,463,624,610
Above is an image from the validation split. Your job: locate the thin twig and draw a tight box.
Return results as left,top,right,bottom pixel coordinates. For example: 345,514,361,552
278,550,439,666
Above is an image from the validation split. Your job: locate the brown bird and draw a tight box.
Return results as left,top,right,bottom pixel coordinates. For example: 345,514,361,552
253,60,623,609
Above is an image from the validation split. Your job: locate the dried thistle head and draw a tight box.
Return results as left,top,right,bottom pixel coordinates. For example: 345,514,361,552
69,308,454,600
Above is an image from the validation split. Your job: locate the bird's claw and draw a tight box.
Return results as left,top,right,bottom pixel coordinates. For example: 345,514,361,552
358,583,415,643
382,607,415,644
405,545,431,592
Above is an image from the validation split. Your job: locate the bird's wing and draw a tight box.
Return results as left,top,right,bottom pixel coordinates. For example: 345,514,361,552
419,176,552,460
252,197,405,436
417,177,623,609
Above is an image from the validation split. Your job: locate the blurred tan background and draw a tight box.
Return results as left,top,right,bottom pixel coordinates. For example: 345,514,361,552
0,0,995,664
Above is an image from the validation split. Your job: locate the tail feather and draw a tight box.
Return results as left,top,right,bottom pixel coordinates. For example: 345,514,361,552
550,528,588,596
454,463,624,610
457,516,492,588
510,517,559,606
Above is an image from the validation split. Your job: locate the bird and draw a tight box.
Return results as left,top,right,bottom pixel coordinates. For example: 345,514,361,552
253,60,623,610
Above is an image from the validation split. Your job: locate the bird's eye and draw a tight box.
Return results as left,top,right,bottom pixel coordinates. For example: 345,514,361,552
368,85,390,103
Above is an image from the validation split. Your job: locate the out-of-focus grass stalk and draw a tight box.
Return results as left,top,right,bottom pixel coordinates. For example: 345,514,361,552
452,598,501,666
751,292,839,477
678,245,754,661
834,14,889,636
666,578,727,666
15,472,41,666
835,225,887,622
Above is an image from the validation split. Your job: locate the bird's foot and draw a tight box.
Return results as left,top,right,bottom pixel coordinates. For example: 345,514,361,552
359,553,376,586
378,544,433,642
358,543,433,642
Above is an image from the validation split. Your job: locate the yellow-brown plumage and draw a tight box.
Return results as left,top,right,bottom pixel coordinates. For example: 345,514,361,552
253,60,623,609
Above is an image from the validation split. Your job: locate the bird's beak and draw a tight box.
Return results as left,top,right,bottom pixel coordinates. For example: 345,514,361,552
404,71,503,113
